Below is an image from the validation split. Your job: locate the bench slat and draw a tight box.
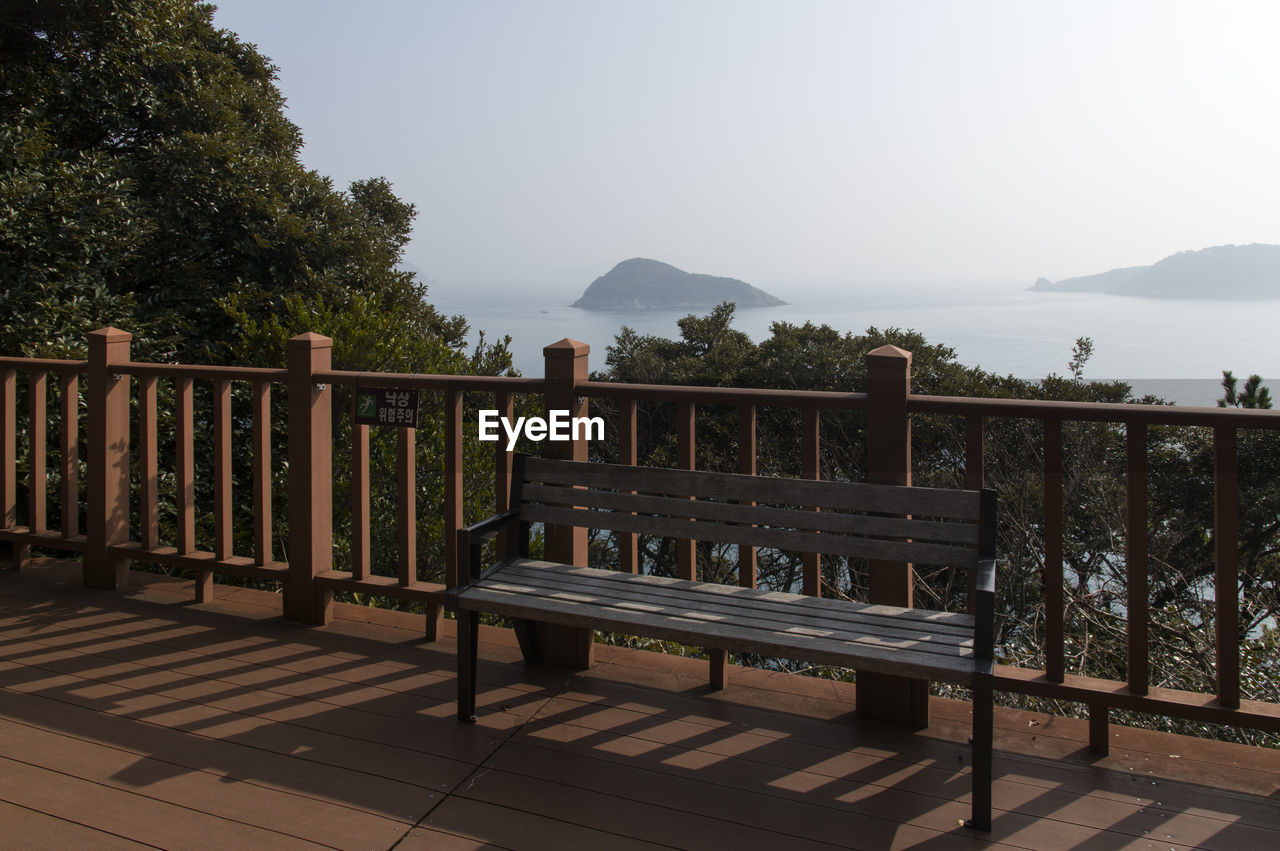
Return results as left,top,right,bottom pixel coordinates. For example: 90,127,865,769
522,503,978,567
499,561,974,646
524,457,982,521
522,484,982,546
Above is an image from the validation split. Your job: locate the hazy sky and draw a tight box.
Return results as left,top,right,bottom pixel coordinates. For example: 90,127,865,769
211,1,1280,294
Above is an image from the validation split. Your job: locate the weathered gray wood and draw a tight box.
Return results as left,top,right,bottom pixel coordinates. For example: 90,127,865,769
455,581,975,685
498,562,974,647
524,457,982,520
521,503,978,567
502,559,976,632
456,561,978,673
494,578,972,657
522,484,981,546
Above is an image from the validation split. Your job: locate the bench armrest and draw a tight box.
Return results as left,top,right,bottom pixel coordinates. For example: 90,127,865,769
462,510,521,543
456,510,522,587
973,558,996,662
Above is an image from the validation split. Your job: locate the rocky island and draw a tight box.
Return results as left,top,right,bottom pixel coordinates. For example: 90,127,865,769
1030,243,1280,299
572,258,786,310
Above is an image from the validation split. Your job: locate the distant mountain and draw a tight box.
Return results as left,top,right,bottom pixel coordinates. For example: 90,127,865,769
1029,244,1280,299
572,258,786,310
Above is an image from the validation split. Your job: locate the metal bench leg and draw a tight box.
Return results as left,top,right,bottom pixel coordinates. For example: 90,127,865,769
457,609,478,722
967,671,993,831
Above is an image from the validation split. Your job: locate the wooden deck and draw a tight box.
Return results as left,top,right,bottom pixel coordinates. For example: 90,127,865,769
1,560,1277,850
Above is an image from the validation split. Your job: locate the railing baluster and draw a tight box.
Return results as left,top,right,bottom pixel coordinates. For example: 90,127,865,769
176,377,195,555
965,414,984,613
214,378,232,562
494,389,514,515
677,400,695,581
444,387,462,589
351,418,370,580
1214,424,1239,709
965,414,984,490
1,368,14,535
801,406,820,598
252,380,271,566
140,376,158,549
1127,422,1149,695
60,373,79,539
491,390,514,562
737,404,756,588
1044,417,1064,682
398,425,416,587
29,370,46,535
618,396,638,573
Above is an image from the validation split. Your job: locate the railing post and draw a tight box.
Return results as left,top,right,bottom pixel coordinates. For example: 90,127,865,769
1214,425,1239,709
859,344,929,727
2,366,17,569
536,338,593,668
285,332,333,625
85,327,131,589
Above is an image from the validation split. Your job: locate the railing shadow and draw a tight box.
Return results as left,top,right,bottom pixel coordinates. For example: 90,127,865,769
1,569,1276,848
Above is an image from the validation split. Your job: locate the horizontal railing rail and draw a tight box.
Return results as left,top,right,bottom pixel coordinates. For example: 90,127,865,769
581,379,870,409
317,369,546,393
912,393,1280,427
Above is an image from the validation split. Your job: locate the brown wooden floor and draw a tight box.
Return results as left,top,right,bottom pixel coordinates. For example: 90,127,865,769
1,560,1277,850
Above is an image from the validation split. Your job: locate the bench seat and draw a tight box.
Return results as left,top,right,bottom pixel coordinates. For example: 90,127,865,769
455,557,987,686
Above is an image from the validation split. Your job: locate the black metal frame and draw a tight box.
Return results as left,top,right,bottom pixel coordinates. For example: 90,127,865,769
453,456,530,722
967,487,998,832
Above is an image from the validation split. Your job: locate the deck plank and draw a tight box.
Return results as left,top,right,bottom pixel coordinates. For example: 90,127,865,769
513,698,1276,849
0,799,154,850
0,755,321,850
423,796,669,851
0,716,411,848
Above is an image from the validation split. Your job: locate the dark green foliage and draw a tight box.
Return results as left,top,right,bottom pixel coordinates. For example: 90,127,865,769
1219,370,1272,409
0,0,476,367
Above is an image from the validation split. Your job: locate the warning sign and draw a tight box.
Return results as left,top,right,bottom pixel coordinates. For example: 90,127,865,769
354,388,419,427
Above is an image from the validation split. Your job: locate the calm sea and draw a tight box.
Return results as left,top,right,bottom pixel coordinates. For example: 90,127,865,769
435,283,1280,407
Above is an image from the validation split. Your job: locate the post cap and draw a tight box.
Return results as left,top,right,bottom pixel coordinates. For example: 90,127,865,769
287,332,334,349
88,327,132,343
543,338,590,358
865,344,912,368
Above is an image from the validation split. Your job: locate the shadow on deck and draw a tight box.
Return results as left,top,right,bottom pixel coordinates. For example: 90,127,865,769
1,560,1276,850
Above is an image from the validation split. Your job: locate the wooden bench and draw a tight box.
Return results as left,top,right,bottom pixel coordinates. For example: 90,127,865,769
452,454,998,831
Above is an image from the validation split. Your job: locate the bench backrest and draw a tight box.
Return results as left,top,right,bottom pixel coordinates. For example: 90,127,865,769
512,455,995,568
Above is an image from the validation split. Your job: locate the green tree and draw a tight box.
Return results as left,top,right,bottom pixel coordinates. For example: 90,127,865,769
1219,370,1272,409
0,0,475,366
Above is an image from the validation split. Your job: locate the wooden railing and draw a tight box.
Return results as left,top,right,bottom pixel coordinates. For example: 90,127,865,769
1,327,1278,748
912,393,1280,749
